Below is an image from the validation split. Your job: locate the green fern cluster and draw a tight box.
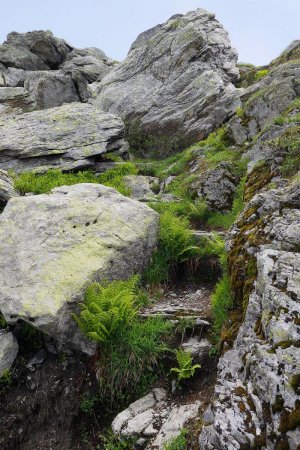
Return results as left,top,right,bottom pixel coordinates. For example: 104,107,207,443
171,349,201,381
73,276,140,343
73,276,172,405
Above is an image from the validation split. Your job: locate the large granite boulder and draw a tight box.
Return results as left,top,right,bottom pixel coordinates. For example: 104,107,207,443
0,86,34,115
0,103,127,173
195,162,238,212
23,71,80,109
228,48,300,145
0,184,159,352
93,8,240,155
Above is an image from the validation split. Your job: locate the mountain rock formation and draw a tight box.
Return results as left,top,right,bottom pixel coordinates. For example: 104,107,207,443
0,8,299,450
92,9,240,155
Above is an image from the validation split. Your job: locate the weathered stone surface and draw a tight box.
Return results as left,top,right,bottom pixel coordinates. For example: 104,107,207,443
112,387,200,449
228,60,300,146
0,332,18,377
182,337,212,364
200,180,300,449
0,86,34,114
0,184,159,352
151,402,200,449
195,162,237,211
123,175,160,201
0,170,19,206
61,47,117,102
4,30,72,69
93,8,240,154
0,103,127,173
24,71,80,109
200,249,300,450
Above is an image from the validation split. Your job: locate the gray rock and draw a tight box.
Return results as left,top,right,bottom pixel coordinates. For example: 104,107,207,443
196,162,237,211
0,332,18,376
123,175,160,201
112,388,199,449
0,87,34,114
93,9,240,155
0,184,159,352
0,170,19,206
182,337,212,364
0,103,127,173
4,30,72,69
61,47,117,102
151,402,200,449
200,180,300,449
24,71,80,109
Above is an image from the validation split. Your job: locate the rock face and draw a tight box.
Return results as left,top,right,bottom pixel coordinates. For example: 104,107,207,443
112,388,200,449
0,332,18,376
0,184,159,352
23,71,80,109
200,179,300,448
93,8,240,155
0,103,127,173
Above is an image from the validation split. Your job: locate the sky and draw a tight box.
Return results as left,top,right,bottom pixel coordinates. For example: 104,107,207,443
1,0,300,66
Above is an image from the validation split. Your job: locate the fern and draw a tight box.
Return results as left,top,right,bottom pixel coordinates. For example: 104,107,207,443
73,276,140,343
171,350,201,381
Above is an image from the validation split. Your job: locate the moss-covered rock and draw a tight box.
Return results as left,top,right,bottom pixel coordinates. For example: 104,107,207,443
0,184,159,353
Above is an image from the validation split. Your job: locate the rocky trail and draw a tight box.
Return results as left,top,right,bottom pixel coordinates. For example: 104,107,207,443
0,7,299,450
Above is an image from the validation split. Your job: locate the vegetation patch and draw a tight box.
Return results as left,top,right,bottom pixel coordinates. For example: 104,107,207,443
74,276,172,405
164,429,188,450
14,163,138,196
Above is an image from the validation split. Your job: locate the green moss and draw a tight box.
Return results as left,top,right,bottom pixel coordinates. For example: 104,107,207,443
244,162,274,203
290,374,300,395
0,312,7,329
272,395,285,413
278,402,300,432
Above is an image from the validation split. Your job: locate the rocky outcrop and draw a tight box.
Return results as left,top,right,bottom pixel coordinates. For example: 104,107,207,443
93,8,240,155
0,170,18,206
0,332,18,377
200,179,300,448
0,31,116,111
228,49,300,145
112,388,200,449
0,103,127,173
0,184,159,352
